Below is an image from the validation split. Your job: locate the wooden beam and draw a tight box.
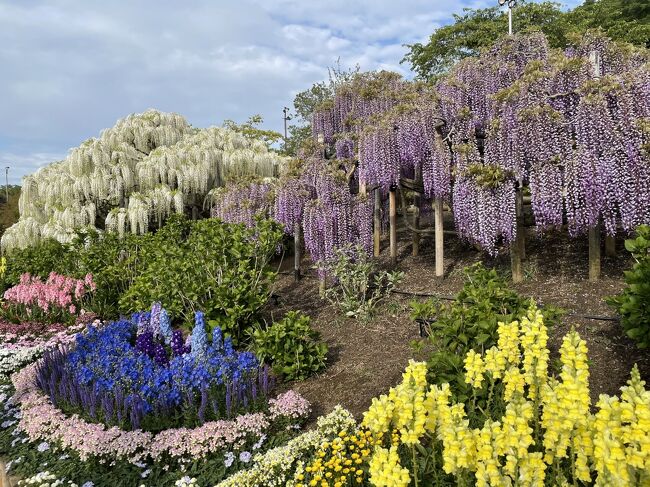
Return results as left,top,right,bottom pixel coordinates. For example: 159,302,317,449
434,198,444,277
605,234,616,257
373,189,381,257
412,167,421,256
511,188,524,283
589,224,601,281
294,223,301,281
389,187,397,266
517,186,526,261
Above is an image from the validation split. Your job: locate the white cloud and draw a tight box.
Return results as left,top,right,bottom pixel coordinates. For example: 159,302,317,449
0,0,569,183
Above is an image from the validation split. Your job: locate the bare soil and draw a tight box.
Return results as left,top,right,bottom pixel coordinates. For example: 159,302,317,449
266,226,650,423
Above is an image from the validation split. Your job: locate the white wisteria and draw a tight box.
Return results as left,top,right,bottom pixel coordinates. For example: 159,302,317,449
4,110,287,250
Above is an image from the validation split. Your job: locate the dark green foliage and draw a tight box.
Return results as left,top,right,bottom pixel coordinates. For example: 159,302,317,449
607,225,650,349
70,229,152,318
119,216,283,341
3,238,75,289
3,215,283,340
413,263,533,402
0,185,20,237
250,311,328,380
404,0,650,80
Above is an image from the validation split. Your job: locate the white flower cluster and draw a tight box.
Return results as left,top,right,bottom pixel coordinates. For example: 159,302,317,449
17,471,78,487
175,477,197,487
0,346,43,381
215,406,356,487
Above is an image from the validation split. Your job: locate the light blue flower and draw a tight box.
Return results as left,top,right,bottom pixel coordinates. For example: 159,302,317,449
224,451,235,468
239,451,252,463
159,308,173,344
190,312,208,358
37,441,50,452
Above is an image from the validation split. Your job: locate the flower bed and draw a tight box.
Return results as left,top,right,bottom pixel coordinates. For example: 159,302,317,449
13,361,309,462
2,273,96,325
0,319,85,381
1,304,314,486
215,406,356,487
35,305,272,431
296,305,650,487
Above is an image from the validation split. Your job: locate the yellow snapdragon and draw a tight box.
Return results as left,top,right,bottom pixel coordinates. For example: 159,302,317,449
464,349,485,388
368,446,410,487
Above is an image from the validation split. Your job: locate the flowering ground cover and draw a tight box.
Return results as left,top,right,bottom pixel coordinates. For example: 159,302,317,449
0,304,313,486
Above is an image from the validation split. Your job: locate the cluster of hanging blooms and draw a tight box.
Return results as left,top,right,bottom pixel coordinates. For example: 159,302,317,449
10,32,649,262
305,31,650,256
4,110,287,250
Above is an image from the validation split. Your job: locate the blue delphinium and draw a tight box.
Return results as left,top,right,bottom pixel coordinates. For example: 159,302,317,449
60,305,263,429
150,302,162,339
159,308,173,345
212,325,223,352
190,311,208,358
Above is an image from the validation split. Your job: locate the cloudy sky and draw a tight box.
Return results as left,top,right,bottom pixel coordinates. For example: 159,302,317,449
1,0,580,184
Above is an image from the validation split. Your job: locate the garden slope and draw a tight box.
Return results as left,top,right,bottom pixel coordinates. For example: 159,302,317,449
269,229,650,421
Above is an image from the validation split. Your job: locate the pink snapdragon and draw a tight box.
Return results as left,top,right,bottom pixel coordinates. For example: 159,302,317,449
3,273,96,324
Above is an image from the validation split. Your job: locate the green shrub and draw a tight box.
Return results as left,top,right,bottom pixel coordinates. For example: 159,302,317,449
319,244,403,321
250,311,328,380
120,216,283,341
413,263,534,403
3,238,75,289
68,229,152,318
607,224,650,349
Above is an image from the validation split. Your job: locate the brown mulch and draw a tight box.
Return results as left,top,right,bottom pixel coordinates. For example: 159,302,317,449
265,227,650,423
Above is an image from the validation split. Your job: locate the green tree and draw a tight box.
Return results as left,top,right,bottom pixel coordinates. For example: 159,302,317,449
222,114,284,149
567,0,650,48
404,0,649,81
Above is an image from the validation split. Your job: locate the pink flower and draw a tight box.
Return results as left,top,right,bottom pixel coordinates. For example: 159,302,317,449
12,362,310,463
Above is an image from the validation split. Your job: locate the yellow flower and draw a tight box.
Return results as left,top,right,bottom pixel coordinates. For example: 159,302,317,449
465,349,486,388
368,446,410,487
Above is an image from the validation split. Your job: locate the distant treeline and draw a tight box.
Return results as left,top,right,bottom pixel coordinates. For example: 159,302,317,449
0,186,21,238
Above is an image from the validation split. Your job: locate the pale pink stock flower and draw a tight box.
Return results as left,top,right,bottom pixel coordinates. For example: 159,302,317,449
12,362,309,463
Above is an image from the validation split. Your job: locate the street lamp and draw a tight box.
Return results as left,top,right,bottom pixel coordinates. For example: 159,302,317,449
282,107,292,140
498,0,518,36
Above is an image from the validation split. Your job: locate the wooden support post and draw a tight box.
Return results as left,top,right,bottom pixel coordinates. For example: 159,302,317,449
294,223,301,281
517,186,526,261
589,224,601,281
373,189,381,257
511,187,524,284
412,167,421,256
389,187,397,266
191,206,198,220
434,198,444,277
587,51,602,282
605,234,616,257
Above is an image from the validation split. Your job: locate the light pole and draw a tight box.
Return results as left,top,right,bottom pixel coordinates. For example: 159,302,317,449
498,0,517,36
282,107,291,140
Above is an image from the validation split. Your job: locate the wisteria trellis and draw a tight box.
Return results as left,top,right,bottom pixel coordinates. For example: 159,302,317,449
214,32,649,264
